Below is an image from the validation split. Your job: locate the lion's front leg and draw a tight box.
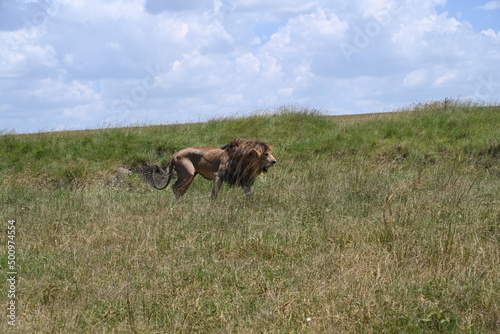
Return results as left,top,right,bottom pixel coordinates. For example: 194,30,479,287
242,186,253,199
211,172,223,199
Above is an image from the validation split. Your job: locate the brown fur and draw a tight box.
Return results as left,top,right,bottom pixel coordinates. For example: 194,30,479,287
153,138,276,199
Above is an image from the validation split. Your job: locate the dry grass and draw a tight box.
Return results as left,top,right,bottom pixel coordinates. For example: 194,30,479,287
1,102,499,333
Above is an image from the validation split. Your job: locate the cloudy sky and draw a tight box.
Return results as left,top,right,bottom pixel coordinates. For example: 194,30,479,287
1,0,499,133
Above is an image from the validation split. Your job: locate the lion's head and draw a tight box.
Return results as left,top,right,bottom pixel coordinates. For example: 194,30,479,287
221,138,276,187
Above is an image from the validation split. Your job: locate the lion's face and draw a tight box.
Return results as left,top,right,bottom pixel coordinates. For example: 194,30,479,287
222,138,276,187
247,148,276,177
260,151,277,174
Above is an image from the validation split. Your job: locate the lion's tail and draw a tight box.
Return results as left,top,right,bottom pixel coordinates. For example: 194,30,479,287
152,159,174,190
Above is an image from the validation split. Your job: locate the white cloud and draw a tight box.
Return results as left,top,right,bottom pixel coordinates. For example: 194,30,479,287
145,0,213,14
480,1,500,10
403,69,428,88
62,102,103,121
265,8,347,50
392,12,465,59
57,0,146,22
237,0,319,17
31,77,100,103
0,28,58,78
481,28,500,42
0,0,499,133
433,70,458,88
236,53,261,74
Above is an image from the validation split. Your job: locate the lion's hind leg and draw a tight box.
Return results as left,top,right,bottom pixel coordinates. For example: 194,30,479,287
171,159,196,199
172,177,195,199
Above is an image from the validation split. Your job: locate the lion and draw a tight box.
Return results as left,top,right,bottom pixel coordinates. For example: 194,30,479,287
152,138,276,199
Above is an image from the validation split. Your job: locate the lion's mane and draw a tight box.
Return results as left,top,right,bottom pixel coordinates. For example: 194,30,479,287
220,138,272,187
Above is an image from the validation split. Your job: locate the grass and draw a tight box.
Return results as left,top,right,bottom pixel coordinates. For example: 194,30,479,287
1,101,499,333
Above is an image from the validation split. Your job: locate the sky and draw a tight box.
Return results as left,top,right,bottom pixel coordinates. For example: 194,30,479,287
0,0,499,133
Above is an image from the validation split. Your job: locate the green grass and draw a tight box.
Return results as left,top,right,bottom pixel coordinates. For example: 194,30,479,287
1,101,499,333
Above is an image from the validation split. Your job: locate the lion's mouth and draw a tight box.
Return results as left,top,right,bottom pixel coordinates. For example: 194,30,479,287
261,159,276,173
262,164,274,173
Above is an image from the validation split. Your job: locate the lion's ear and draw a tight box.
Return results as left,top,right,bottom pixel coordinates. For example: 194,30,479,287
250,148,260,158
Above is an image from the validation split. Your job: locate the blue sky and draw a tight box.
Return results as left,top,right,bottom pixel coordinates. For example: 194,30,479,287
1,0,499,133
444,1,500,31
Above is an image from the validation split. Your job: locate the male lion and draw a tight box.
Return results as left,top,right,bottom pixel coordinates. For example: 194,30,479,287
153,138,276,199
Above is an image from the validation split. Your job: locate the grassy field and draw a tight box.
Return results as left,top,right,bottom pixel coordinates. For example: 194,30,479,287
1,101,499,333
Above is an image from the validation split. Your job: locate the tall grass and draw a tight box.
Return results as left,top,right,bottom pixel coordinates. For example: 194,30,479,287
1,101,499,333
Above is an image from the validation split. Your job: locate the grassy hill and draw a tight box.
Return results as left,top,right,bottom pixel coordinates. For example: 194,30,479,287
1,101,499,333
